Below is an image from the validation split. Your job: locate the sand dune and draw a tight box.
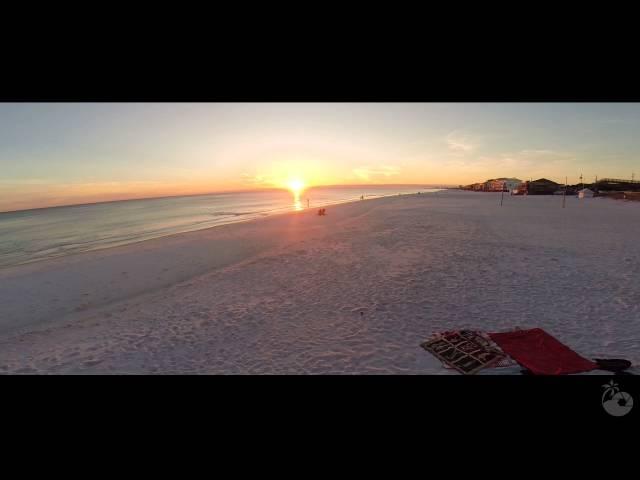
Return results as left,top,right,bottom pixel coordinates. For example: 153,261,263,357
0,191,638,374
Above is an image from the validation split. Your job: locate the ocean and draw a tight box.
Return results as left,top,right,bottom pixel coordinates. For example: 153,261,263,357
0,185,441,268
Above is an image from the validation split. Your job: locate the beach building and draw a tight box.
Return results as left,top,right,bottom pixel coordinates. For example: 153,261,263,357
513,182,527,196
578,188,594,199
512,183,527,195
484,179,506,192
483,178,522,192
517,178,561,195
500,178,522,192
595,178,640,192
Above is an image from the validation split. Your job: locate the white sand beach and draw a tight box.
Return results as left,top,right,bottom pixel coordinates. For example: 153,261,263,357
1,190,639,374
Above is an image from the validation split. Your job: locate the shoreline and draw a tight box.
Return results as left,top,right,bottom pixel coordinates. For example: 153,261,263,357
0,184,445,215
0,192,431,337
0,189,441,271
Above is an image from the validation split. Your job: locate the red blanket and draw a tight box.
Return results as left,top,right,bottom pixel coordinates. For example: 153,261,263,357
489,328,597,375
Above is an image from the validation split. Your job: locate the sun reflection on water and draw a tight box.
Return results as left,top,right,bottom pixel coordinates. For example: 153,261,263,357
288,178,305,211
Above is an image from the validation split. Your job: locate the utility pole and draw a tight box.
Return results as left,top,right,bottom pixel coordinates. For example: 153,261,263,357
500,181,505,206
562,176,567,208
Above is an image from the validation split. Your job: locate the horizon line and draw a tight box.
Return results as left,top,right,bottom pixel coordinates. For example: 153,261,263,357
0,183,455,215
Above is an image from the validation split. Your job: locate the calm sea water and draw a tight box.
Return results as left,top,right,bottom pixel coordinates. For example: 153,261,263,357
0,185,440,268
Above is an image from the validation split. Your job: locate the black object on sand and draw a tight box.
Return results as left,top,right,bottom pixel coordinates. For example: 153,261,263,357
594,358,632,373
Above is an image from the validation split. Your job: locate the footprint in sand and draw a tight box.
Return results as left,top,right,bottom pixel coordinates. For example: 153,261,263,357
83,359,103,367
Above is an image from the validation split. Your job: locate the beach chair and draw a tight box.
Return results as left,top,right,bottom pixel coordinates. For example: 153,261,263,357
488,328,597,375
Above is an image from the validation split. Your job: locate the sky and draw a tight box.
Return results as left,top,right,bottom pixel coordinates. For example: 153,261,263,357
1,102,640,211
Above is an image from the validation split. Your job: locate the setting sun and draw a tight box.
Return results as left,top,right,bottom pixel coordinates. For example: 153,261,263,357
287,179,306,196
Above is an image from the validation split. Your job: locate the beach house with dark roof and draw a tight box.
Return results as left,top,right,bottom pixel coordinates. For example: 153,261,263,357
519,178,561,195
595,178,640,192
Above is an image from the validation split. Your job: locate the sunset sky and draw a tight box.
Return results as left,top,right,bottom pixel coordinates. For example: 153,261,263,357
2,103,640,211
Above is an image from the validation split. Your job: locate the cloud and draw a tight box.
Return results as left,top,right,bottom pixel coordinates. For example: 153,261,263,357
0,178,52,185
446,130,480,154
352,165,400,182
445,149,574,168
454,149,577,181
497,149,576,170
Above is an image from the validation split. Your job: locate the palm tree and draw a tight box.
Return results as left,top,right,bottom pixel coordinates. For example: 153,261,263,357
602,379,619,400
602,379,632,408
